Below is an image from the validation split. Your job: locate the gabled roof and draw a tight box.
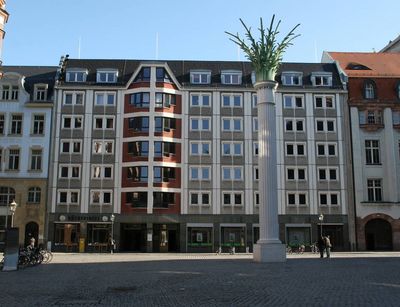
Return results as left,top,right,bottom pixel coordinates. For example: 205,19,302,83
381,34,400,52
325,52,400,77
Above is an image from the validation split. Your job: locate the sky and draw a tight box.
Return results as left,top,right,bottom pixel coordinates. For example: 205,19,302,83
3,0,400,66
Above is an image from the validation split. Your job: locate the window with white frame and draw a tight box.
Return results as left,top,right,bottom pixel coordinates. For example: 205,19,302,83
254,192,260,207
127,166,148,182
190,93,211,107
222,166,243,181
34,84,48,101
253,142,259,156
284,118,305,132
8,148,20,170
190,71,211,84
365,140,380,165
66,69,87,82
316,143,337,157
367,179,382,202
154,141,176,157
315,119,336,132
223,191,243,206
252,94,258,108
58,190,80,205
154,117,177,132
285,142,306,156
286,167,306,181
319,192,339,206
318,167,338,181
221,71,242,85
64,92,84,105
1,85,18,100
155,92,176,108
130,92,150,108
311,73,332,87
95,92,116,106
364,81,376,99
96,70,118,83
27,187,41,204
281,72,302,86
190,141,211,156
359,110,383,125
0,114,4,134
253,118,258,132
90,190,112,205
190,117,211,131
10,114,22,135
393,111,400,125
315,95,335,109
222,117,242,131
283,95,304,108
62,115,83,129
254,167,259,180
93,140,114,155
59,164,81,179
92,165,113,179
32,114,45,135
222,141,243,156
221,93,242,107
60,140,82,154
189,166,211,180
287,192,307,206
189,191,211,206
93,116,114,130
30,148,42,171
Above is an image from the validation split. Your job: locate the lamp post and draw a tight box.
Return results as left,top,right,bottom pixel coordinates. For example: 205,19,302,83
5,199,17,229
318,214,324,238
110,214,115,254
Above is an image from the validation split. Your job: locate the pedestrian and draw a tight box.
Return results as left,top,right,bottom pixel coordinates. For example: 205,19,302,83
324,235,332,258
317,236,325,258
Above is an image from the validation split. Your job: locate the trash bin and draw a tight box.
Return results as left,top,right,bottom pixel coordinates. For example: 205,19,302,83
79,238,85,253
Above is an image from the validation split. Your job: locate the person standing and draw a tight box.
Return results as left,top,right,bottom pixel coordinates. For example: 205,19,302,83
324,235,332,258
317,236,325,258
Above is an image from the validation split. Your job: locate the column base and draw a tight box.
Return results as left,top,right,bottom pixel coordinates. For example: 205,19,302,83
253,242,286,263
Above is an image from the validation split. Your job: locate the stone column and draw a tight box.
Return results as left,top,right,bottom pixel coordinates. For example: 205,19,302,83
253,80,286,262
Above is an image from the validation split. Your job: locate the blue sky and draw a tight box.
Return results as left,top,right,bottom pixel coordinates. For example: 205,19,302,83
3,0,400,65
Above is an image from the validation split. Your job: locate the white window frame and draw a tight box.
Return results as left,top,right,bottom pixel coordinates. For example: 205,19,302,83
62,115,83,129
221,70,242,85
189,166,211,181
91,165,114,180
315,118,336,133
222,117,243,132
252,93,258,108
190,117,211,131
222,166,243,181
254,191,260,207
367,178,383,202
253,142,259,156
221,141,243,156
317,167,338,181
314,95,335,109
59,164,81,179
29,148,42,171
283,95,304,109
189,191,211,206
96,69,118,83
190,93,211,107
90,190,113,205
93,140,114,155
57,189,80,205
284,118,305,132
316,142,337,157
189,141,211,156
222,191,244,207
286,166,307,181
190,70,211,84
221,93,242,108
253,118,258,132
31,114,45,135
311,72,332,87
285,142,306,156
66,69,88,82
287,192,308,206
9,114,23,135
93,115,115,130
95,91,116,106
281,72,303,86
60,140,82,154
34,84,48,101
253,166,259,181
318,191,340,207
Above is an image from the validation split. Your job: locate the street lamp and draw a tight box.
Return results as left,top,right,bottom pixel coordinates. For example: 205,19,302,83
110,214,115,254
318,214,324,238
5,199,17,229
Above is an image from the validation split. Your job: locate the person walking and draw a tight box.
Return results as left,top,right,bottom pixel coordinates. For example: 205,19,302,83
324,235,332,258
317,236,325,258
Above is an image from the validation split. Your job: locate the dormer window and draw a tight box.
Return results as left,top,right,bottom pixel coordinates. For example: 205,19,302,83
190,70,211,84
156,67,171,82
364,80,376,99
66,69,87,82
221,70,242,85
281,72,302,86
134,67,151,82
34,84,48,101
97,69,118,83
311,72,332,87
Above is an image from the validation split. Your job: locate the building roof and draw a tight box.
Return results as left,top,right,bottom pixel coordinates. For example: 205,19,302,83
325,52,400,77
380,34,400,53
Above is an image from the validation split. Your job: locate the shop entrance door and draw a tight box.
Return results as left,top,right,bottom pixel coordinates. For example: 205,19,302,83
120,224,146,252
365,219,392,251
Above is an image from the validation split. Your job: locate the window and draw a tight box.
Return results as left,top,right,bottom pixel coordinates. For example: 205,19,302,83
284,118,305,132
222,142,243,156
359,110,383,125
283,95,303,108
34,85,48,101
253,142,259,156
153,192,175,208
130,92,150,108
93,116,114,130
316,143,337,157
155,93,176,108
0,148,2,171
315,119,336,132
66,70,87,82
222,192,243,206
126,192,148,208
95,92,115,106
27,187,41,204
189,166,211,180
315,95,335,109
30,149,42,171
10,114,22,135
93,140,114,155
134,67,151,82
57,190,80,205
319,192,339,206
254,192,260,206
393,111,400,125
318,167,338,181
11,85,19,100
367,179,382,202
311,73,332,86
221,94,242,107
286,167,307,181
222,117,242,131
281,72,302,86
364,81,376,99
156,67,171,82
221,71,242,85
126,166,148,182
190,71,211,84
190,117,210,131
0,187,15,206
365,140,380,165
189,191,211,206
62,115,83,129
222,166,243,181
127,141,149,157
90,190,112,205
32,114,45,135
254,167,259,180
287,192,307,206
154,141,176,157
96,70,118,83
154,166,176,183
190,93,211,107
0,114,4,134
59,165,81,179
128,117,149,132
285,142,305,156
252,94,258,108
190,141,210,156
8,149,20,170
252,118,258,132
155,117,177,132
92,165,113,179
1,85,10,100
60,140,81,154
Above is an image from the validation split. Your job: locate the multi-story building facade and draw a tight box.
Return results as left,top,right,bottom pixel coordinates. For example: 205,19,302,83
324,51,400,250
0,66,56,249
48,58,352,252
